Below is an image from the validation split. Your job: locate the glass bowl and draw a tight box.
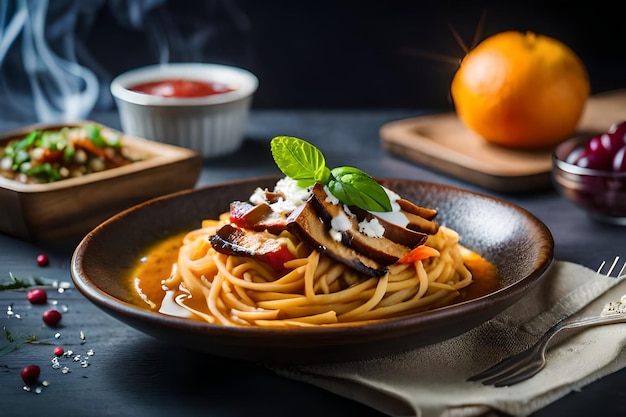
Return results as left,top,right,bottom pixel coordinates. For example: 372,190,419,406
552,135,626,225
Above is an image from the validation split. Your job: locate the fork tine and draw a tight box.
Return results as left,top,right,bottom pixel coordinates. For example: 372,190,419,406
486,363,546,387
596,256,625,278
467,351,530,382
597,256,618,276
617,261,626,278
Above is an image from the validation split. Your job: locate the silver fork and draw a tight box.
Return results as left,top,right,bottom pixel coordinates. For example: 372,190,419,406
467,256,626,387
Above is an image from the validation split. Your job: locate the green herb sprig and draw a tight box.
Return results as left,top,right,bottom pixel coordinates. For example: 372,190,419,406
0,329,39,356
0,272,69,291
270,136,392,212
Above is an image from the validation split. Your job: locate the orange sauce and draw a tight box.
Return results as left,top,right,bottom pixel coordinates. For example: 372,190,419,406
127,234,500,317
129,231,187,309
456,248,499,302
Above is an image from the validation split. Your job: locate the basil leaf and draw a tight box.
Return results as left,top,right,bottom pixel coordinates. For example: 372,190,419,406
270,136,392,212
271,136,330,187
329,166,392,212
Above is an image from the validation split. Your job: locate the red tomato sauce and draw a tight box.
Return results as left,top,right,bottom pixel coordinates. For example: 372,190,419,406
129,79,235,98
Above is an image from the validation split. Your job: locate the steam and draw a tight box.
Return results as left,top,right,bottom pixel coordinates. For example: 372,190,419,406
23,0,99,122
0,0,99,124
0,0,249,128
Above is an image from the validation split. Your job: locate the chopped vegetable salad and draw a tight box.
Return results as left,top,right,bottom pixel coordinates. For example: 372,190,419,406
0,124,140,184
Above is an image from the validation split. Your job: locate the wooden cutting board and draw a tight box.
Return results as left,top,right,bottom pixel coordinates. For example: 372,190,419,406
380,89,626,193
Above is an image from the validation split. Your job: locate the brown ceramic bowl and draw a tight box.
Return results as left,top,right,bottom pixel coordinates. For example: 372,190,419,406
71,176,554,364
0,121,201,242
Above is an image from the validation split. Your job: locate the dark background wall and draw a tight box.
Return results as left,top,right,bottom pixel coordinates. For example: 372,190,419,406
1,0,625,122
83,0,626,112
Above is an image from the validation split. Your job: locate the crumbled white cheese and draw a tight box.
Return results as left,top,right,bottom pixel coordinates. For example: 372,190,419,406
249,187,267,204
274,177,312,204
323,185,340,205
249,176,312,214
329,228,343,242
325,183,404,238
331,210,352,232
269,197,297,215
358,217,385,238
249,177,413,240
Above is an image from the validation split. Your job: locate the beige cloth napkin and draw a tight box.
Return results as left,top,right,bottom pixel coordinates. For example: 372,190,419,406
271,260,626,417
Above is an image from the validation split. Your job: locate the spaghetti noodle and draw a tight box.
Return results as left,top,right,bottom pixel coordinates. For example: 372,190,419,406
155,209,480,327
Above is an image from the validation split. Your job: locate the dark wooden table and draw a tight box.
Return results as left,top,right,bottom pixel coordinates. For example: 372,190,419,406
2,109,626,416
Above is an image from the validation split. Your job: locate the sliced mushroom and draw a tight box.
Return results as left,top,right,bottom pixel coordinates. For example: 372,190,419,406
356,208,429,248
403,211,440,235
397,198,438,220
229,201,287,234
210,223,271,256
393,198,440,234
286,202,388,277
209,224,294,271
343,202,428,249
222,184,439,277
308,183,420,265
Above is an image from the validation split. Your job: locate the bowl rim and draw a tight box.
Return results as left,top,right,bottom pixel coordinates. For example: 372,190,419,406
110,63,258,107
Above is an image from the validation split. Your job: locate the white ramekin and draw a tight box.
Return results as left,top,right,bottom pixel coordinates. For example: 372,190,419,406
110,63,258,158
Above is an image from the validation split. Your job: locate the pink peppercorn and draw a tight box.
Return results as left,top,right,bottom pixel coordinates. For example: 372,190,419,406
53,346,64,356
26,288,47,304
36,254,49,267
20,365,40,385
42,309,62,326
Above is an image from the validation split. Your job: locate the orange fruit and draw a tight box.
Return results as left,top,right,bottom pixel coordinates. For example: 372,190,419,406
451,31,590,149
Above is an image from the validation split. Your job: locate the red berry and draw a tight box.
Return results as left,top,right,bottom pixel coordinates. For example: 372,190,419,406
36,254,49,267
20,365,40,385
587,134,606,153
42,309,62,326
26,289,47,304
53,346,64,356
603,132,626,152
574,151,613,170
565,145,586,164
613,146,626,172
608,121,626,140
564,123,626,171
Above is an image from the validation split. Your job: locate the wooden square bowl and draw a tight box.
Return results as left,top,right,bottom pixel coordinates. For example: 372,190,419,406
0,121,202,242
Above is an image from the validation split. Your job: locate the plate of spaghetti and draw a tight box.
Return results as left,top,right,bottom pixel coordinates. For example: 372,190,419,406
71,137,554,364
